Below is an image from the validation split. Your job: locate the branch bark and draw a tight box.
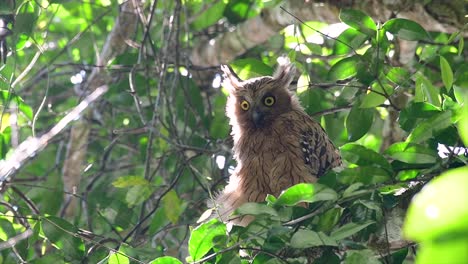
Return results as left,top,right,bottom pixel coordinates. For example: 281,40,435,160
61,1,141,217
190,0,465,66
0,85,108,182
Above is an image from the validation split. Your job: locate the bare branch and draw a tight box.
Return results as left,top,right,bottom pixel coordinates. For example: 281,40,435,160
0,85,109,182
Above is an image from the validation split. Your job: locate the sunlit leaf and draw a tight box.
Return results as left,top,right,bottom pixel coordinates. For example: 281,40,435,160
360,81,394,108
385,142,437,164
396,170,419,181
439,56,453,91
149,256,183,264
0,219,15,241
404,166,468,241
333,28,369,55
339,9,376,36
230,58,273,80
108,251,129,264
274,183,314,206
415,238,468,264
189,219,226,261
224,0,262,24
328,55,360,80
383,18,431,41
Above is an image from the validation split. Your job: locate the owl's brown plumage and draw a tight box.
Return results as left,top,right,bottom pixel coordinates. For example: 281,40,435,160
215,62,341,224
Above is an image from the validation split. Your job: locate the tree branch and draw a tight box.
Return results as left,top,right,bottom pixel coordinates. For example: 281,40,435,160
0,85,108,182
190,0,464,66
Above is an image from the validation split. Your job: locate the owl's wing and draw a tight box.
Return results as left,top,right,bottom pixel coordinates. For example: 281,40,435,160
299,121,341,177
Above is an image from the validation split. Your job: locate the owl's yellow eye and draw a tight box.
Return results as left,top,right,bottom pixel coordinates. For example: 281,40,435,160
240,100,250,111
263,96,275,106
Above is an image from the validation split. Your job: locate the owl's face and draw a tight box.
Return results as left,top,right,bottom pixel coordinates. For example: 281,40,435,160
221,63,297,130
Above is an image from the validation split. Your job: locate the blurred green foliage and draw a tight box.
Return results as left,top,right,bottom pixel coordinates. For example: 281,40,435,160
0,0,466,263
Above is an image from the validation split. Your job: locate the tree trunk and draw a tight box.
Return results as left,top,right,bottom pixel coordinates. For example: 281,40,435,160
61,1,141,217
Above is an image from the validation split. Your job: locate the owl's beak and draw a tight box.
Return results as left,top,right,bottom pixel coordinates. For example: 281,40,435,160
252,110,265,128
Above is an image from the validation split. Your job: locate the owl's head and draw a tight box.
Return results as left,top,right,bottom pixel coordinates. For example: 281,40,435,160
221,62,301,131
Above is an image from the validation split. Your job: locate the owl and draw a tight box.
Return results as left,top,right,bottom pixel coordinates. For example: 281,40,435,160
213,61,341,225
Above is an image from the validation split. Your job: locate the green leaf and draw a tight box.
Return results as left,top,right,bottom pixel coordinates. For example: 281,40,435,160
149,256,183,264
313,184,339,203
415,73,441,107
290,230,337,248
340,143,392,172
125,185,154,207
458,92,468,146
383,18,431,41
191,1,227,31
328,55,360,80
18,103,33,120
229,58,273,80
346,105,374,141
189,219,226,261
112,176,150,188
274,183,314,206
15,12,37,35
385,142,437,164
406,110,453,143
396,170,419,181
386,67,410,86
338,167,390,185
162,190,184,224
399,102,440,131
108,251,129,264
458,37,464,56
41,216,84,260
224,0,262,24
317,207,343,233
339,9,376,36
342,183,365,198
0,90,34,120
333,28,369,55
330,221,375,240
439,56,453,91
360,81,394,108
235,203,278,217
344,249,380,264
404,166,468,241
415,238,468,264
0,219,15,240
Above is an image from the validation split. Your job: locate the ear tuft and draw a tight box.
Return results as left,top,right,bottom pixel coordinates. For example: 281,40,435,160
273,59,295,88
221,65,242,92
